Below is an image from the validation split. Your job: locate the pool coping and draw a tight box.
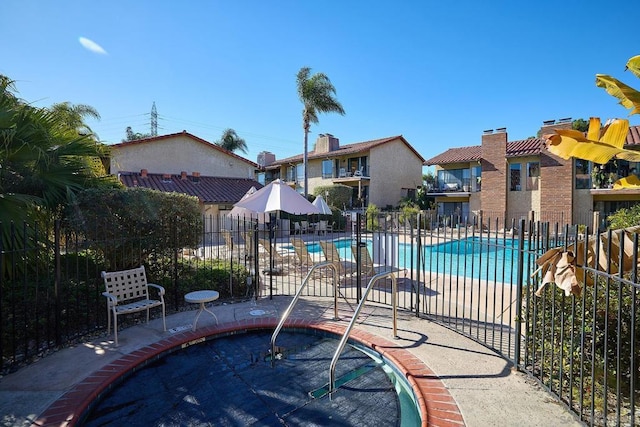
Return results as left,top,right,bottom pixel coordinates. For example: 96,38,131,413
34,317,465,427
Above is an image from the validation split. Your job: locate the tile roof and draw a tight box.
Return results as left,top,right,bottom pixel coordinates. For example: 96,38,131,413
424,145,482,165
267,135,425,168
425,125,640,165
111,131,259,168
118,172,263,204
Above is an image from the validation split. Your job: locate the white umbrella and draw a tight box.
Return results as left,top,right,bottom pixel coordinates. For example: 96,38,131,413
233,179,321,215
229,186,269,222
312,195,332,215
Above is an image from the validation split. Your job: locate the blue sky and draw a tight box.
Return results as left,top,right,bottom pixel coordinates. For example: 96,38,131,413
2,1,640,168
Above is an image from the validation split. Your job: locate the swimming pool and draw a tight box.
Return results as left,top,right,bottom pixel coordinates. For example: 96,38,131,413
294,236,526,283
81,328,422,426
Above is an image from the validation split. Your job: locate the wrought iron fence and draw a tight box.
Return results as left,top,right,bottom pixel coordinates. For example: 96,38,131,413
0,213,638,425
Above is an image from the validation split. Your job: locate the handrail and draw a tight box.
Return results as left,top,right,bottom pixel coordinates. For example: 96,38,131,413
328,268,398,395
270,261,338,367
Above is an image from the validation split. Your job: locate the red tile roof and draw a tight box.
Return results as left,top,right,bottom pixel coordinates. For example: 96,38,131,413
111,131,259,168
119,172,263,204
267,135,425,168
425,125,640,165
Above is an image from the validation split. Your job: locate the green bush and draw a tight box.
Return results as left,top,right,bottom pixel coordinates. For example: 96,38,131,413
64,187,202,269
366,204,380,231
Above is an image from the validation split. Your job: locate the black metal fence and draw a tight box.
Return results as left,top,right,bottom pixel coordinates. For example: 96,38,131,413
0,213,638,426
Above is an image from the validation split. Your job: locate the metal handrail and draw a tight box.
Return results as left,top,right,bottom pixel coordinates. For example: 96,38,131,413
328,268,398,395
270,261,338,367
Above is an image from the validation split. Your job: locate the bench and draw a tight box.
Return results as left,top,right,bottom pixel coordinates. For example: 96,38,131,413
101,266,166,345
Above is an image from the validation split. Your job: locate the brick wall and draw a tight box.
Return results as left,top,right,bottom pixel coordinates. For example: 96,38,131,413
539,122,573,225
481,130,508,220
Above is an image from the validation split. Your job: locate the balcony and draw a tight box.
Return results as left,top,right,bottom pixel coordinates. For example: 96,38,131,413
427,178,478,196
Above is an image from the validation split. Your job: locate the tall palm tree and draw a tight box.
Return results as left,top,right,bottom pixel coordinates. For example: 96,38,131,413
215,128,248,154
297,67,345,197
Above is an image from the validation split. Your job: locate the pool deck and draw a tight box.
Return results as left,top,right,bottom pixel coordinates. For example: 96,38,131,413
0,296,582,427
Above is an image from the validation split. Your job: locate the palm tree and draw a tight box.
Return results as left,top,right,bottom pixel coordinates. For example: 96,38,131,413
297,67,345,196
50,102,101,137
215,128,248,154
0,83,114,226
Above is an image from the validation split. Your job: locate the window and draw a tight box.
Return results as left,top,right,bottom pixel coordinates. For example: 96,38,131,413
575,159,590,189
287,165,296,182
296,163,304,184
322,159,333,179
510,163,521,191
257,172,265,185
527,162,539,190
471,165,481,192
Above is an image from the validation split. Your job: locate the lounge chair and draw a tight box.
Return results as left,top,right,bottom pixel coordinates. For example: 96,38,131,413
319,240,347,276
351,243,376,276
258,238,290,274
290,237,314,267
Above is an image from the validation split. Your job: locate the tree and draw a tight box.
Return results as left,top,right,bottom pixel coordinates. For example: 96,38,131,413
50,102,100,137
572,118,589,132
596,55,640,115
0,76,116,227
296,67,345,197
123,126,151,142
215,128,248,154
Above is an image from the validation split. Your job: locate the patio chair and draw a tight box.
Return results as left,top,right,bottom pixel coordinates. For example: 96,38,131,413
300,220,310,234
294,222,303,235
101,266,166,346
353,166,364,177
290,237,314,268
351,243,376,276
258,238,290,274
319,240,347,276
316,220,328,235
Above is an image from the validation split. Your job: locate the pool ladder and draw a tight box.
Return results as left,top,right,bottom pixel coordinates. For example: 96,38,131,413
270,262,399,397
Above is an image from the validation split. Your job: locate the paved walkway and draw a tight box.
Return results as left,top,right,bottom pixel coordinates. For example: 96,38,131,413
0,296,582,426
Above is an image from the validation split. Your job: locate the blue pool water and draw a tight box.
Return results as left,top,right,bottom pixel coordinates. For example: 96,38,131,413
294,236,526,283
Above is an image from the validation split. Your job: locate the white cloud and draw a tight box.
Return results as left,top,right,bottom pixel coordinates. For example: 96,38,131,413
79,37,108,55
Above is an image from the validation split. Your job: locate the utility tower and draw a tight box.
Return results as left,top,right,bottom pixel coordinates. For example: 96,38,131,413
150,102,158,136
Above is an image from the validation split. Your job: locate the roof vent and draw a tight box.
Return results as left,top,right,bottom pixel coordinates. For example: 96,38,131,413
496,127,507,133
483,129,494,135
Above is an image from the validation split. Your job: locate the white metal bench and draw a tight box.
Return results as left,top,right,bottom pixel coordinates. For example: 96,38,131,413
101,266,166,345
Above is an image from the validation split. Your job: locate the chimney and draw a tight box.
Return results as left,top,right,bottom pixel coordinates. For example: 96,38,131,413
314,133,340,154
162,173,171,182
192,172,200,183
540,117,572,136
181,171,187,180
257,151,276,167
141,169,148,178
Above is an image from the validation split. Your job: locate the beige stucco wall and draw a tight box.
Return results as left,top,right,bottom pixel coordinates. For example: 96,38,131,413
110,135,255,178
573,189,592,225
506,156,541,223
369,139,423,208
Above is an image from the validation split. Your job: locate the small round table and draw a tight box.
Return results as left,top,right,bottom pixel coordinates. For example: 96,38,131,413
184,290,219,331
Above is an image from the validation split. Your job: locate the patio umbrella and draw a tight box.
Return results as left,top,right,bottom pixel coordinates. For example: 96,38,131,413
312,195,332,215
229,186,269,222
232,179,321,215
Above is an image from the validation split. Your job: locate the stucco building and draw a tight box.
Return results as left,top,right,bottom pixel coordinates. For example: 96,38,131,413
425,119,640,230
109,131,261,229
258,134,425,209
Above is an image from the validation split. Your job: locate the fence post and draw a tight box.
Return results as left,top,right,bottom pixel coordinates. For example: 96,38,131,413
514,218,526,368
356,212,362,301
54,220,61,346
415,212,421,317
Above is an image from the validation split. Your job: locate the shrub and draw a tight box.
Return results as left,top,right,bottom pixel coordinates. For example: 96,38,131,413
64,187,202,269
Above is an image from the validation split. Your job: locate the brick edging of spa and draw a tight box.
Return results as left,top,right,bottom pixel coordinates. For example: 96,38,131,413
35,317,464,427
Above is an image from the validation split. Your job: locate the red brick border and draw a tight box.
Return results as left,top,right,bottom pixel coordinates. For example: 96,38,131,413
34,318,464,427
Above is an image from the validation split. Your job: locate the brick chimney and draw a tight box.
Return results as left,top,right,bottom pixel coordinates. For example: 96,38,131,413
181,171,187,180
539,118,573,226
480,128,508,222
141,169,148,178
314,133,339,154
162,173,171,182
192,172,200,183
